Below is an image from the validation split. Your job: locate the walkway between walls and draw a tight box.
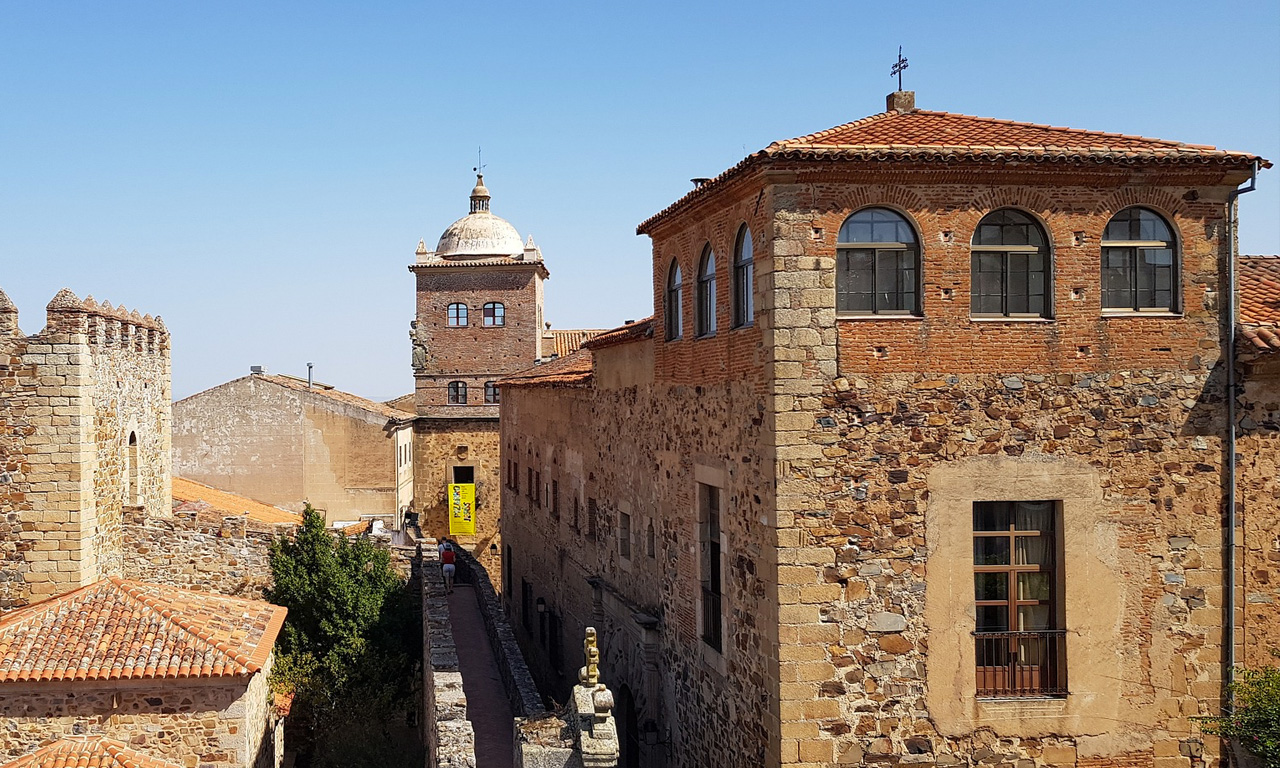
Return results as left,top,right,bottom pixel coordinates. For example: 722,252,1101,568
448,585,514,768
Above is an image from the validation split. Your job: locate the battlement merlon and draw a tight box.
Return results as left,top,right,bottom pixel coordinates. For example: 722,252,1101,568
0,287,17,336
26,287,171,354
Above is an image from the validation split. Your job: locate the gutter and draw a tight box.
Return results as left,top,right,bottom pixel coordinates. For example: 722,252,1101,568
1223,159,1258,704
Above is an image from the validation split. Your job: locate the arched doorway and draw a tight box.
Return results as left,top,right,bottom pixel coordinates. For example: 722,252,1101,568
616,684,640,768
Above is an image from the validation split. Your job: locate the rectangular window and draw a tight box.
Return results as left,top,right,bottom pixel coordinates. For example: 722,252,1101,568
572,497,580,532
836,248,919,315
700,484,723,652
534,471,541,507
551,480,560,520
527,468,534,500
619,511,631,559
646,519,656,558
587,497,598,539
514,462,520,495
521,579,533,633
973,500,1066,698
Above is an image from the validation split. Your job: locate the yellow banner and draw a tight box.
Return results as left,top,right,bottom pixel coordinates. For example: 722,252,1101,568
448,483,476,536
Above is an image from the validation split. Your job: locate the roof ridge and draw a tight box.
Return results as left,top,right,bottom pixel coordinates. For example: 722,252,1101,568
769,111,897,150
111,578,258,673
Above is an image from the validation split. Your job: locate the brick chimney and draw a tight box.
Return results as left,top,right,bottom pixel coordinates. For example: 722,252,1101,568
887,90,916,113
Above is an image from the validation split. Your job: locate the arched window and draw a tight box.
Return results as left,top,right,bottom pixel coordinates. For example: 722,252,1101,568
697,246,717,337
447,381,467,404
1101,207,1178,312
483,302,505,326
733,226,754,327
484,381,500,404
665,260,683,340
837,208,921,315
125,432,138,507
971,209,1051,318
447,303,468,327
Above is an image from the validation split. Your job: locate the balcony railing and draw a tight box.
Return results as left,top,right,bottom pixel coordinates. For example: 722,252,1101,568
974,630,1067,697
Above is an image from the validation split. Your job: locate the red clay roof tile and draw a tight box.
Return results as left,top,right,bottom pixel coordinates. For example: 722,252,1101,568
581,317,654,351
173,477,301,525
500,349,594,389
1240,255,1280,352
638,108,1268,234
547,329,608,358
1,736,185,768
0,578,286,683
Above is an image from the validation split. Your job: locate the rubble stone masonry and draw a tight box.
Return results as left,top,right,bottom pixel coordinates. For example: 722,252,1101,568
503,154,1267,767
0,289,171,609
1238,345,1279,668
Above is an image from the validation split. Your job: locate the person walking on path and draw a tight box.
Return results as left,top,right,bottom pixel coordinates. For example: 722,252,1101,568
441,542,456,594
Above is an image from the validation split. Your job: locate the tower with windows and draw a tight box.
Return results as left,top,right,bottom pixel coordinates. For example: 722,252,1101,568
409,174,549,541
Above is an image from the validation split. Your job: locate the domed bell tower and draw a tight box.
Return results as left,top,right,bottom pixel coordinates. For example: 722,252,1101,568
408,175,549,553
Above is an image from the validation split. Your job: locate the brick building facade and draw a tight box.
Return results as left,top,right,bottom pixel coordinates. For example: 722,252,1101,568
498,94,1273,767
409,176,598,570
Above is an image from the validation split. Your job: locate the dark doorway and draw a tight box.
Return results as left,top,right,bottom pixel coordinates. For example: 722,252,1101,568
616,685,640,768
452,465,475,484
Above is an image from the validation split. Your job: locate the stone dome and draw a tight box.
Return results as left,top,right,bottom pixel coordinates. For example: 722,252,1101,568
434,175,524,258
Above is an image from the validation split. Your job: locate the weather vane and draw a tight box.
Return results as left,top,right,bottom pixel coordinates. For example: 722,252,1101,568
473,147,486,176
891,46,908,91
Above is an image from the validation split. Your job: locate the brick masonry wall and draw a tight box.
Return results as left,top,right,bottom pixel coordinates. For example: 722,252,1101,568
1238,350,1279,668
500,336,777,768
0,290,170,609
754,164,1243,767
414,266,542,417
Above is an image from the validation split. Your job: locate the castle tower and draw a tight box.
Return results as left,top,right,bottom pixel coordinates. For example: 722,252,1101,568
409,175,549,548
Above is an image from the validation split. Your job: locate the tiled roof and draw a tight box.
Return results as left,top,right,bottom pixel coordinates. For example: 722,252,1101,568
0,578,286,683
581,317,654,351
409,256,550,277
1,736,184,768
385,392,416,412
500,349,594,389
1240,255,1280,353
336,519,372,536
546,329,608,358
638,107,1268,234
260,375,414,422
173,477,301,525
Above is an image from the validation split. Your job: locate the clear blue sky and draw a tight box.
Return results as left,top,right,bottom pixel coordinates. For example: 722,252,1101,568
2,0,1277,400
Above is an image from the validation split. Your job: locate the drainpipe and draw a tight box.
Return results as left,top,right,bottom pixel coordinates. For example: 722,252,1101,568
1223,160,1258,700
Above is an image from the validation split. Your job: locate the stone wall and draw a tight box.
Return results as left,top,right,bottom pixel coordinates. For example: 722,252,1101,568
0,288,170,609
757,167,1241,766
414,418,502,579
119,505,291,598
1238,348,1279,668
419,543,478,768
0,671,279,768
501,332,777,768
173,374,406,524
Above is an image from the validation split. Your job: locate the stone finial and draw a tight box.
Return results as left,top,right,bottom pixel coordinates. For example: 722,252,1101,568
129,309,142,321
100,300,114,312
887,90,916,114
579,626,600,686
82,295,98,310
416,238,428,255
154,315,166,331
46,288,83,312
0,288,15,314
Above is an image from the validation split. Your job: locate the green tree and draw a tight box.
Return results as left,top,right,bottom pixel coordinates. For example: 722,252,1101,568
1199,655,1280,767
266,506,422,767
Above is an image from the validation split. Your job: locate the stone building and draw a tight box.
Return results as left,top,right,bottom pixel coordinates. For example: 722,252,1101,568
407,175,599,558
499,93,1272,768
1237,255,1279,669
0,577,287,768
173,370,415,524
0,289,171,610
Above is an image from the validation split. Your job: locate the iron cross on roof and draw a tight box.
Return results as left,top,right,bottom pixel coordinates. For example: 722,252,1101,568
891,46,909,91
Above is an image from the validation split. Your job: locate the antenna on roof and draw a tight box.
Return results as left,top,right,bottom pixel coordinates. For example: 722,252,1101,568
473,147,486,176
891,46,909,91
